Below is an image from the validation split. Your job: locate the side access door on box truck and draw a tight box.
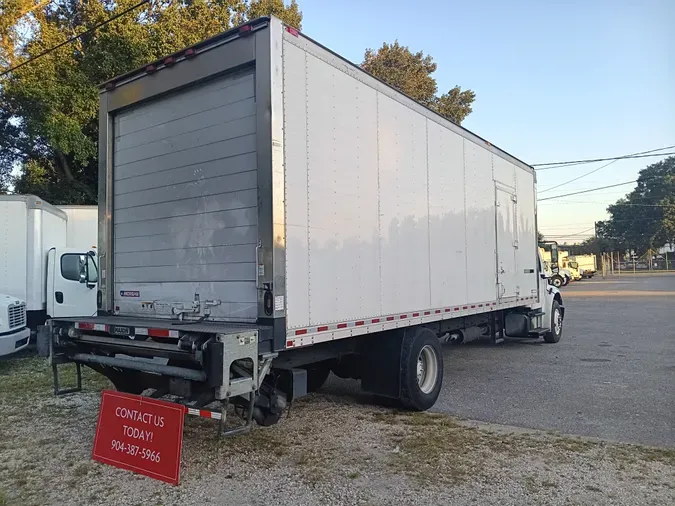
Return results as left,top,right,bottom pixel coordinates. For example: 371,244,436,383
46,248,98,319
495,185,519,301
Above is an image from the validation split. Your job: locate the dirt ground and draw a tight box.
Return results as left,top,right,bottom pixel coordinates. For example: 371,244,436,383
0,354,673,506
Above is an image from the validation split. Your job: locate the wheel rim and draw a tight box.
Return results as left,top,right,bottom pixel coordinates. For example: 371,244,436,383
553,277,562,288
553,308,562,334
416,345,439,394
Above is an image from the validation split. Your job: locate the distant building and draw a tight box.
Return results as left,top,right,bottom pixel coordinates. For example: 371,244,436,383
658,244,674,254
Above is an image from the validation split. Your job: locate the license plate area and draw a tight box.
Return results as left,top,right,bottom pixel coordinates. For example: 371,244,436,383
110,326,132,336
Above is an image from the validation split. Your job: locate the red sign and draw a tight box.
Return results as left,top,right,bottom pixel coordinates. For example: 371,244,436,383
92,390,185,485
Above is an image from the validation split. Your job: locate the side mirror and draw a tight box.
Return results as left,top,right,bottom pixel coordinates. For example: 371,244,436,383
78,255,88,284
85,252,98,288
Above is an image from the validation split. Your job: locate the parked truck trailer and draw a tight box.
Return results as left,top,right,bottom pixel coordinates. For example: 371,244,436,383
44,17,564,431
0,196,98,335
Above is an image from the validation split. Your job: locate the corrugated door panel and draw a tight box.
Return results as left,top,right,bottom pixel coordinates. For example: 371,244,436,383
112,70,258,322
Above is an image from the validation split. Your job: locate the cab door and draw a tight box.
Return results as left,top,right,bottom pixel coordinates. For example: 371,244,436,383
47,248,98,318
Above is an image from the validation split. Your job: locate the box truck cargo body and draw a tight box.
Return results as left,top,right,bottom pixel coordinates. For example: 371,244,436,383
0,196,98,332
46,17,564,430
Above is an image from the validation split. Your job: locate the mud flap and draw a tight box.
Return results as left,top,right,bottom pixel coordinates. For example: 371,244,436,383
360,330,403,399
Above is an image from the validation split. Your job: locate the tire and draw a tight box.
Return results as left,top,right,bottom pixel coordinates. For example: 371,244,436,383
544,300,563,343
399,328,443,411
562,276,570,286
551,275,564,288
303,361,331,392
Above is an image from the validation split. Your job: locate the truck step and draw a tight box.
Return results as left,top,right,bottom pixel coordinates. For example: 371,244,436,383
528,327,549,337
51,355,82,395
527,310,545,318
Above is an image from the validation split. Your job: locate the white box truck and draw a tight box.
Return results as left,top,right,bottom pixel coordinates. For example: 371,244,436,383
44,17,565,431
568,254,597,278
0,195,98,342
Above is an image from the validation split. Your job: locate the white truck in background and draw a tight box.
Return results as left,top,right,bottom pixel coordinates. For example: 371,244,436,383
0,195,98,349
568,254,597,278
0,293,30,356
43,17,565,432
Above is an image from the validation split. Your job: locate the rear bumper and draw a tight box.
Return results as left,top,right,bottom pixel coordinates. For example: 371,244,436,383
0,327,31,356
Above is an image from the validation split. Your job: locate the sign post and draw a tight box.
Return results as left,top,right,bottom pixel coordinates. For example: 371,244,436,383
92,390,186,485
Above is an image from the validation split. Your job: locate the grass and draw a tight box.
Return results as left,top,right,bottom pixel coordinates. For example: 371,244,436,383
369,410,675,485
0,353,110,405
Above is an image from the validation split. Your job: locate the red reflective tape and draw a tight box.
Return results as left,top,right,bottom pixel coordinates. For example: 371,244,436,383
386,316,395,321
412,313,418,317
286,26,299,37
337,323,347,329
400,315,407,319
435,310,441,314
424,311,430,315
471,305,476,309
463,306,468,310
295,329,307,336
454,307,460,311
148,328,170,338
286,340,294,347
372,318,380,323
77,322,95,330
478,304,483,307
355,321,364,326
445,308,451,312
317,326,329,332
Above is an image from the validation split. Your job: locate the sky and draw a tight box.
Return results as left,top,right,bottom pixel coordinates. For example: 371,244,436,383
299,0,675,243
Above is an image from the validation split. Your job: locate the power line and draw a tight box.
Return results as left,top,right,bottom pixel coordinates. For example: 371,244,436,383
537,146,675,194
0,0,149,78
533,145,675,168
538,180,639,201
539,201,671,206
535,151,675,171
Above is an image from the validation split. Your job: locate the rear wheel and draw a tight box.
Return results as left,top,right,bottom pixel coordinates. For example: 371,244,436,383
544,300,563,343
399,328,443,411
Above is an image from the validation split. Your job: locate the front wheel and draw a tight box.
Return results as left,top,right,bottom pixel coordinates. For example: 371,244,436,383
399,328,444,411
544,300,563,343
551,275,564,288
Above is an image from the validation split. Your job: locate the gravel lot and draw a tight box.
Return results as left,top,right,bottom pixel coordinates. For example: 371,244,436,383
1,352,674,505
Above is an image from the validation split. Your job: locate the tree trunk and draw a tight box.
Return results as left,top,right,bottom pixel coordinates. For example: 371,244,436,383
55,150,75,181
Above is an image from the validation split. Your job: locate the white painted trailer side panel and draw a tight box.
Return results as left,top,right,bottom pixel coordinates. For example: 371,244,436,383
427,121,467,308
0,201,28,303
464,141,498,304
516,168,538,298
282,30,537,335
378,94,431,316
284,45,380,327
58,206,98,250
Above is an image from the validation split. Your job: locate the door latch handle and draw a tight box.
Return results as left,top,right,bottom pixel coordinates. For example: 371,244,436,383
55,292,63,304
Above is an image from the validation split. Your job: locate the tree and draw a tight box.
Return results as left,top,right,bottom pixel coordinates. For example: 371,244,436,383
0,0,302,203
362,41,475,124
596,156,675,254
